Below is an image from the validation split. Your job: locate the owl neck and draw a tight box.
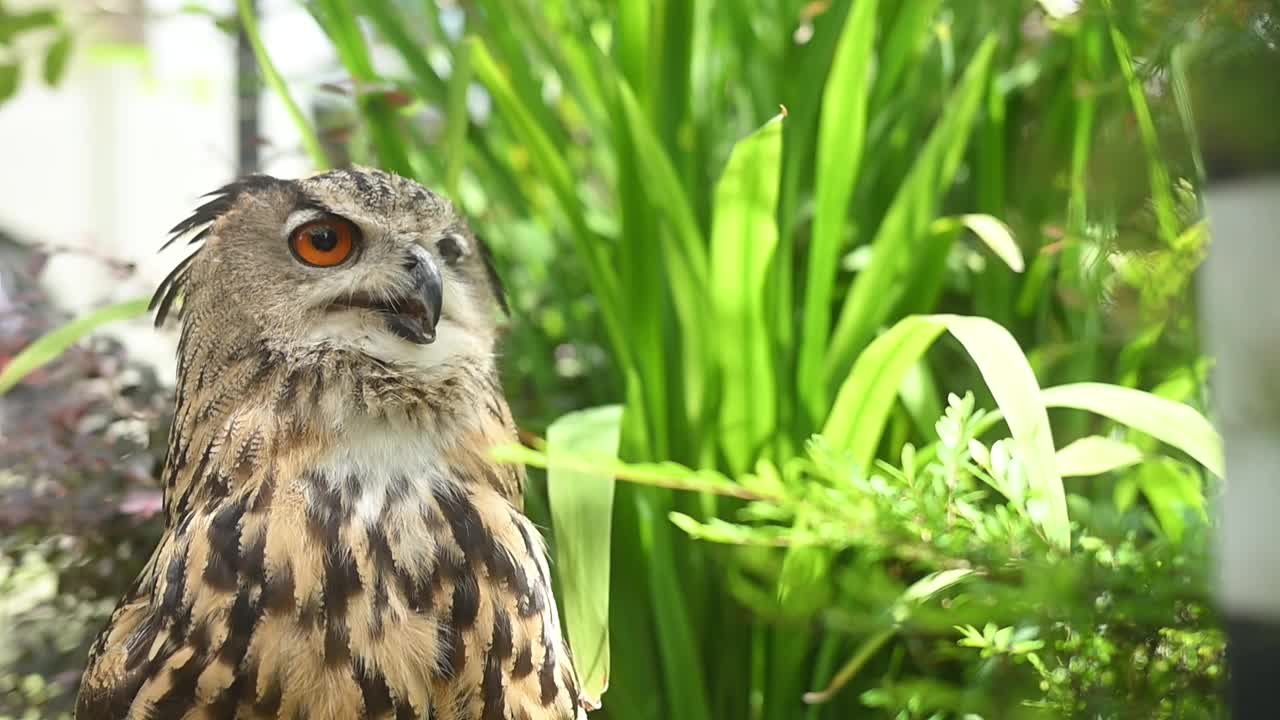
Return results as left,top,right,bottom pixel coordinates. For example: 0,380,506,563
162,335,519,523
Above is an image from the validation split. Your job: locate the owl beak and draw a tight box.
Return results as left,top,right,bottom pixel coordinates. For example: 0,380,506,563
377,246,442,345
404,248,443,344
326,248,443,344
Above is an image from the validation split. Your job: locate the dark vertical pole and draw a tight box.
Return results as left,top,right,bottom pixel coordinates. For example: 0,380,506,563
1190,3,1280,718
235,0,260,176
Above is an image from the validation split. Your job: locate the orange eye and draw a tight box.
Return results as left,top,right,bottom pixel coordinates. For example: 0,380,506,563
289,217,358,267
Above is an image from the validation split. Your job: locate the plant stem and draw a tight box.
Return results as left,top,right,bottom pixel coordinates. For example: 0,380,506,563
235,0,330,170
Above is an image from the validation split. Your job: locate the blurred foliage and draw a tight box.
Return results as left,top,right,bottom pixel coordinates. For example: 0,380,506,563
0,0,1258,718
0,237,167,719
502,332,1225,718
0,1,75,102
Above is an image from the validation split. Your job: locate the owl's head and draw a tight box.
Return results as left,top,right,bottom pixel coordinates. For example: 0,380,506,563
153,168,507,369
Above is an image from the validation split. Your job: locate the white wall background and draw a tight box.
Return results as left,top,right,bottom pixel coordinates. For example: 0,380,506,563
0,0,335,383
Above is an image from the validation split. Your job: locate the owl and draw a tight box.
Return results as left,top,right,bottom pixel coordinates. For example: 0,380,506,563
75,168,588,720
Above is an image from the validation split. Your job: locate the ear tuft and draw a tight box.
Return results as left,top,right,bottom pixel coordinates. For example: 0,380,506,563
162,175,283,251
152,175,286,327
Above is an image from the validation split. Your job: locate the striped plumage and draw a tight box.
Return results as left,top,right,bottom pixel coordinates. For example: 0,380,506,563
76,168,587,720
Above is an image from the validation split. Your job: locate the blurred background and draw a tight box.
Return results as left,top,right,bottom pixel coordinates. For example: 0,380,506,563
0,0,339,378
0,0,1265,718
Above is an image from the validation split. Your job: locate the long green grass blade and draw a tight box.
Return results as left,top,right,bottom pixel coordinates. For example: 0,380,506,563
823,316,947,469
825,35,997,389
1056,436,1144,478
615,0,650,98
236,0,328,169
471,0,570,151
937,214,1025,272
605,492,667,720
711,113,784,474
546,405,623,707
0,297,149,396
872,0,942,109
615,82,709,430
649,0,693,154
468,40,589,251
444,32,472,200
635,491,713,720
933,314,1068,550
798,0,879,424
1102,0,1179,245
359,0,444,98
606,55,671,461
1041,382,1224,478
615,85,708,281
469,38,628,363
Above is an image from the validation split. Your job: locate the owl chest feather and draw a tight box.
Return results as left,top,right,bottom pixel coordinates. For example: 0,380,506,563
246,425,579,720
77,364,582,720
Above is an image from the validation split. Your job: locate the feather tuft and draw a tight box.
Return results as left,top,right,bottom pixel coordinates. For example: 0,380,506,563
151,175,285,327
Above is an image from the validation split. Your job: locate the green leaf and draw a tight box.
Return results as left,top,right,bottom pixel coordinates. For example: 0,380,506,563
1040,382,1224,477
670,513,816,548
43,30,72,86
935,315,1067,549
934,214,1024,272
826,314,1067,548
823,316,947,468
492,445,768,501
1137,457,1207,543
469,39,627,359
235,0,328,169
798,0,879,422
0,298,150,396
710,113,784,473
546,405,623,707
825,35,998,389
955,625,984,644
993,626,1014,649
898,568,975,606
0,62,20,103
1056,435,1143,477
0,8,59,44
444,38,472,202
614,81,709,432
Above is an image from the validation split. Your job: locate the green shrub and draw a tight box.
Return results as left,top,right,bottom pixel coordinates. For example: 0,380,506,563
0,0,1233,718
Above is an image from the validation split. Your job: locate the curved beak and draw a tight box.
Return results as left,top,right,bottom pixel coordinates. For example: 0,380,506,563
325,246,443,345
391,245,443,345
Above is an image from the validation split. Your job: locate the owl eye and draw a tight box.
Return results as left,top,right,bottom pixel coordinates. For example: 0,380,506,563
289,217,359,267
437,234,466,264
